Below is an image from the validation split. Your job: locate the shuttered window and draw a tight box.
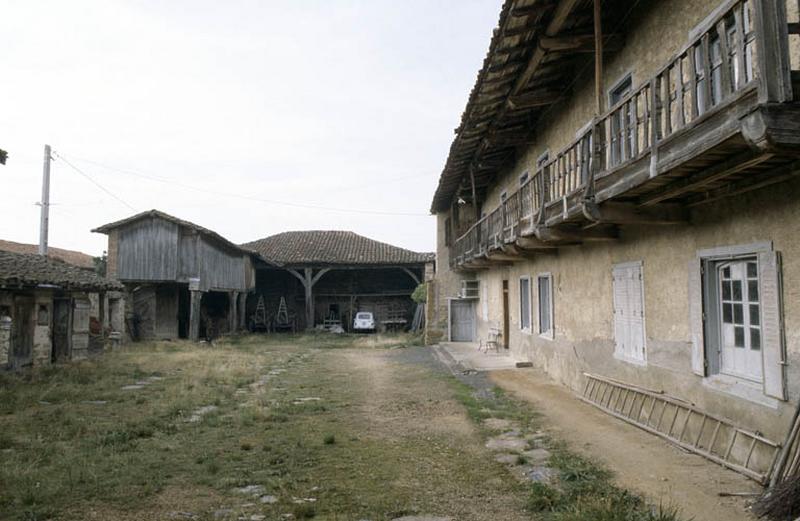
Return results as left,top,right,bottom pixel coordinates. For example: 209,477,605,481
690,242,786,400
612,262,646,364
537,273,554,339
519,277,531,331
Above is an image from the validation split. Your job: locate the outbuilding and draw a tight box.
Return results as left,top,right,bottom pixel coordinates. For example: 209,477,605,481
243,231,433,332
93,210,262,341
0,250,122,369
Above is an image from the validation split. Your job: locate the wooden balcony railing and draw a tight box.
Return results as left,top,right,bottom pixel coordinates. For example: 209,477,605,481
451,0,793,269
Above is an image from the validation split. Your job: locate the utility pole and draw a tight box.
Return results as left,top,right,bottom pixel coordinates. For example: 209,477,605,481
39,144,52,256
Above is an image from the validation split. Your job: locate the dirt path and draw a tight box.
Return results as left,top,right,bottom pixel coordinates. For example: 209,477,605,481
331,348,531,521
491,368,761,521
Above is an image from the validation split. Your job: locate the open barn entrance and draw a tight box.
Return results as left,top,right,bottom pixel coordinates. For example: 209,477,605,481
200,291,230,340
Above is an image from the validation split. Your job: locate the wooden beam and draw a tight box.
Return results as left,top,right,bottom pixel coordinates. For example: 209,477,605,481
688,159,800,206
538,33,623,53
310,267,331,287
639,151,770,206
534,224,618,242
582,201,689,225
507,90,563,109
399,267,421,285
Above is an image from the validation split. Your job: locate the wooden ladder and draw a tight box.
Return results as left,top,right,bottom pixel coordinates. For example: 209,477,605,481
580,373,781,483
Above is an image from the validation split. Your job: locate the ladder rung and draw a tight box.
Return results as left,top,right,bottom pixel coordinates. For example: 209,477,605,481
694,414,707,448
744,436,758,468
678,409,693,442
708,420,722,452
725,430,739,460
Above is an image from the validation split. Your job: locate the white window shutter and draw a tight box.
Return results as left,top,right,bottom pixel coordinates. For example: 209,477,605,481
688,258,706,376
759,251,786,400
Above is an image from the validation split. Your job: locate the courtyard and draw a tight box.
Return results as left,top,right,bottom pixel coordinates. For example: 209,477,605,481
2,335,707,521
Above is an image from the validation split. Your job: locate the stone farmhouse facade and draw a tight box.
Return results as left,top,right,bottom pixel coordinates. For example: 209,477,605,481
427,0,800,477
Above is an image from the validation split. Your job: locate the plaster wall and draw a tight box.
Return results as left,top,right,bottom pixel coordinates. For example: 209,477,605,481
469,177,800,446
427,213,474,344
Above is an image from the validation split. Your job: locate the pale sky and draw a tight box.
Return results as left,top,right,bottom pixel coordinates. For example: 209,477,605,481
1,0,500,256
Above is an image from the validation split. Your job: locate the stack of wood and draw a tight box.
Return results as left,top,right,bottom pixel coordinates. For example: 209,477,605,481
754,404,800,520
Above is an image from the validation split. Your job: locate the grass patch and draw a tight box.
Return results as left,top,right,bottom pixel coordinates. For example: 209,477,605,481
449,377,686,521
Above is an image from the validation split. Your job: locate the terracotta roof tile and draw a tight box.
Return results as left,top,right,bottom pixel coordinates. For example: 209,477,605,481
0,239,95,270
0,250,122,291
242,231,434,267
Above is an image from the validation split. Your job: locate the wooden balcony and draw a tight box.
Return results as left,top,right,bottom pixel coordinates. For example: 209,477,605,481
451,0,800,270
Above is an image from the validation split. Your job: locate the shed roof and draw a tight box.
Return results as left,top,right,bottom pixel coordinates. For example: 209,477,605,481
0,250,122,291
93,210,256,257
242,231,434,267
429,0,621,213
0,239,95,270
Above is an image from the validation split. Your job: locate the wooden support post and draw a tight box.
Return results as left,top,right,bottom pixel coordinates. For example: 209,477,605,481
229,291,238,333
238,293,247,331
594,0,604,114
752,0,793,103
304,268,314,330
469,167,480,221
189,290,202,342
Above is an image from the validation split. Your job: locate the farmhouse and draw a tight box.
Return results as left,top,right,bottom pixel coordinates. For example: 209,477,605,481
93,210,262,342
428,0,800,482
0,250,122,369
243,231,433,332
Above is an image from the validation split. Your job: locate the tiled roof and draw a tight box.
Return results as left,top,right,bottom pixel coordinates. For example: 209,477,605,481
242,231,434,267
93,209,256,257
0,250,122,291
0,239,95,270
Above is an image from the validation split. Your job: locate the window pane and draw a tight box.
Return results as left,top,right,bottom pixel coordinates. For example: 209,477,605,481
734,326,745,347
722,281,731,300
732,280,742,300
750,304,760,326
748,280,759,302
723,303,733,323
747,262,757,278
733,303,743,324
750,328,761,350
723,266,731,278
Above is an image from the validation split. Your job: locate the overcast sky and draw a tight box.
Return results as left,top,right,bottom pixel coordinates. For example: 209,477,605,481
1,0,500,256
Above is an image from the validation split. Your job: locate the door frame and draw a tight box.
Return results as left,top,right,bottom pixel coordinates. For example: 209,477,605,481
51,297,73,362
447,298,475,342
12,296,35,369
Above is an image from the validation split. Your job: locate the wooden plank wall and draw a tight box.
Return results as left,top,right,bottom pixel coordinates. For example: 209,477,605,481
118,219,179,281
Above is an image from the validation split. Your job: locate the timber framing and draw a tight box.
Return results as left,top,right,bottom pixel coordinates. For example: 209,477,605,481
442,0,800,271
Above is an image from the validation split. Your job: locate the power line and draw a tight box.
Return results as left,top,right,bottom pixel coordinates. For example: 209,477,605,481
52,152,137,212
59,153,431,217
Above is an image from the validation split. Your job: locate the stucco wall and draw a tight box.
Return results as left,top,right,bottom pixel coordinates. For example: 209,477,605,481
466,176,800,444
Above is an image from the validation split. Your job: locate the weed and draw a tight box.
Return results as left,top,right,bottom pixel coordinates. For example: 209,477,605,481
323,434,336,445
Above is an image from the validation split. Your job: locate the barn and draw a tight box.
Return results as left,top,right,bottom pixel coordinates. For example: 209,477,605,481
242,231,433,332
93,210,264,341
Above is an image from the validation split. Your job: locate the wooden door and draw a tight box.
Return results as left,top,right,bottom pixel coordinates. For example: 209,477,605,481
502,280,509,348
450,300,475,342
12,297,34,368
718,260,762,382
52,299,71,362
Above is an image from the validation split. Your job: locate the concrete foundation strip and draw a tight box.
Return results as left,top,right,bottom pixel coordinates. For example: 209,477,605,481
578,372,780,484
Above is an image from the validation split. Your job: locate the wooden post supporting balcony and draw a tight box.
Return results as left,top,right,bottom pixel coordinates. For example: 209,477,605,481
594,0,604,114
752,0,793,103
